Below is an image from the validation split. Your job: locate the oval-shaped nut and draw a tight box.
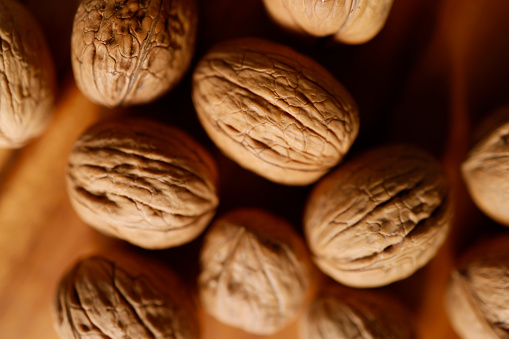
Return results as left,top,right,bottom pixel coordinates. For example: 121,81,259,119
199,208,313,335
71,0,198,107
300,286,415,339
53,254,199,339
0,0,56,148
66,118,219,249
262,0,394,44
304,144,453,288
445,237,509,339
192,38,359,186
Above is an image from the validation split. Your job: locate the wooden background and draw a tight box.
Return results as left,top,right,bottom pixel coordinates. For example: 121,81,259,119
1,0,509,338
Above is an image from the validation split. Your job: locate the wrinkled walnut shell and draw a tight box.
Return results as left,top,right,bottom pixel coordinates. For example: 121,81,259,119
192,37,359,186
304,144,453,287
66,118,219,249
263,0,394,44
71,0,198,107
0,0,56,148
199,208,313,335
53,254,199,339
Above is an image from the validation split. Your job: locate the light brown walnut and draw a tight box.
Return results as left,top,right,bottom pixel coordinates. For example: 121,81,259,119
0,0,56,148
53,254,199,339
71,0,197,107
192,38,359,186
198,208,313,335
262,0,394,44
304,144,453,288
66,118,219,249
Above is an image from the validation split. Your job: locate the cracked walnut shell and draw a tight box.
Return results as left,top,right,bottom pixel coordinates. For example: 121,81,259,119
198,208,313,335
53,254,199,339
304,144,453,288
66,118,219,249
192,38,359,186
0,0,56,148
71,0,197,107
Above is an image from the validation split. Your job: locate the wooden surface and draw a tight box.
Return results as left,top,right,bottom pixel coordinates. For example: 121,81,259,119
1,0,509,338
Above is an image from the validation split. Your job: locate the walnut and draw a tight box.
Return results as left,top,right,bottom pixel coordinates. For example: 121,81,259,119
304,144,453,288
0,0,56,148
66,118,219,249
300,285,415,339
71,0,198,107
262,0,394,44
198,208,313,335
53,254,199,339
445,236,509,339
192,37,359,186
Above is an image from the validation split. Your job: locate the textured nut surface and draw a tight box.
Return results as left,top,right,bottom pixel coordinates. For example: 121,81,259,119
0,0,56,148
262,0,394,44
198,208,313,335
192,38,359,186
71,0,197,107
300,286,415,339
304,144,452,287
446,237,509,339
53,254,199,339
66,118,219,249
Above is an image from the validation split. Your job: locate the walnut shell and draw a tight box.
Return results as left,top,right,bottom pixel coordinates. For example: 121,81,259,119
445,237,509,339
304,144,453,288
300,286,415,339
198,208,313,335
0,0,56,148
71,0,198,107
192,38,359,186
66,118,219,249
53,254,199,339
262,0,394,44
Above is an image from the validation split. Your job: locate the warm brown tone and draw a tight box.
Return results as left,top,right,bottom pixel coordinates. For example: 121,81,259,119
0,0,56,148
199,208,313,335
71,0,197,107
66,118,219,249
300,285,415,339
304,144,453,288
262,0,394,44
53,254,199,339
446,237,509,339
192,38,359,186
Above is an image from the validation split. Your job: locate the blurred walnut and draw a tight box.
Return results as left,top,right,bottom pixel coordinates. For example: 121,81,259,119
199,208,313,335
446,236,509,339
71,0,197,107
66,118,219,249
0,0,56,148
53,254,199,339
300,285,415,339
304,144,452,288
263,0,394,44
192,38,359,186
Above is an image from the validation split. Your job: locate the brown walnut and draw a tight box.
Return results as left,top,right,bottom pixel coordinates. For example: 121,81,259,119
304,144,453,288
192,38,359,186
66,118,219,249
71,0,197,107
0,0,56,148
53,254,199,339
198,208,313,335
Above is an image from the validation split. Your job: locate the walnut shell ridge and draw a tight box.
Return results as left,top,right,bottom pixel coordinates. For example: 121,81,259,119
192,38,359,186
304,144,453,288
53,254,199,339
198,208,313,335
71,0,198,107
0,0,56,148
263,0,394,44
66,118,219,249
